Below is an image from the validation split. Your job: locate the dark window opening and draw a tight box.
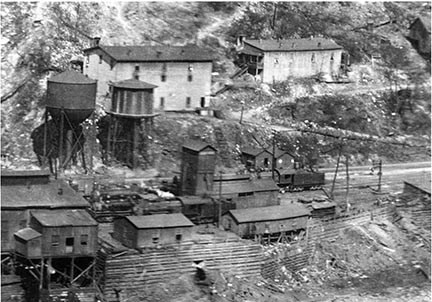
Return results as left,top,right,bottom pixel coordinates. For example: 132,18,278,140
135,65,140,71
86,56,89,64
66,237,74,246
161,74,166,82
99,55,103,64
80,234,88,246
134,75,139,80
186,97,191,108
162,63,167,72
188,64,193,72
330,53,334,61
188,74,193,82
200,97,205,107
152,236,159,244
311,54,315,63
264,158,269,167
52,235,60,247
160,97,165,109
175,234,182,241
238,191,254,197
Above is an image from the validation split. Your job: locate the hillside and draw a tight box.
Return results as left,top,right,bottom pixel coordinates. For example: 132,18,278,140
0,2,430,170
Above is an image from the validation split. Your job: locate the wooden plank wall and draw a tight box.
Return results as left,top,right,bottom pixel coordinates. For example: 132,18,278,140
100,238,263,302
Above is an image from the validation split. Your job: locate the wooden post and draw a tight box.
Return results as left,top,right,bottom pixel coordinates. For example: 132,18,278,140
43,110,48,166
70,257,75,285
345,155,350,212
106,115,112,162
112,118,119,161
59,109,65,173
218,171,223,228
132,120,139,169
330,146,342,199
272,131,276,181
39,258,44,302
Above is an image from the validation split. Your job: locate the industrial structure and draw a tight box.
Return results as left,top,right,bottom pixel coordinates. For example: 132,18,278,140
236,37,345,82
83,38,213,111
105,79,159,168
42,70,96,173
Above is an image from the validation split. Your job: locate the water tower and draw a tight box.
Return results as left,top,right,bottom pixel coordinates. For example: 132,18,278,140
106,78,158,169
44,70,96,172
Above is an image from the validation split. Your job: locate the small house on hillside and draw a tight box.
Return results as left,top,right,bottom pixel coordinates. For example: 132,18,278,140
241,147,295,171
237,37,344,82
113,213,195,249
407,15,431,55
222,204,310,240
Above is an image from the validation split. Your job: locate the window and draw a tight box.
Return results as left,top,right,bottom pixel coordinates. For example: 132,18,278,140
99,55,103,64
186,97,191,108
161,74,166,82
330,53,334,62
200,97,205,108
152,235,159,244
175,230,183,242
162,63,167,72
264,158,269,167
188,74,193,82
134,75,139,80
188,64,193,72
65,237,74,253
86,56,89,64
135,65,140,72
264,222,270,233
52,235,60,247
160,97,165,109
274,58,279,64
238,192,254,197
80,234,88,246
311,54,315,63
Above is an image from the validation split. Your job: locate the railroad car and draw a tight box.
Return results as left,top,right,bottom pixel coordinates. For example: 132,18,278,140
275,168,325,191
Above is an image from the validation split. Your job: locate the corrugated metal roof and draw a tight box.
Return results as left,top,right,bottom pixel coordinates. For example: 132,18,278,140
111,79,158,89
182,140,216,152
126,213,194,229
245,38,343,52
85,45,213,62
14,228,42,241
48,70,97,84
226,204,310,224
1,180,89,209
31,209,97,227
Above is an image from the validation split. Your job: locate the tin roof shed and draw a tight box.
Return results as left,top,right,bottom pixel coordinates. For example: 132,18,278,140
225,204,310,224
125,213,194,229
31,210,97,227
14,228,42,241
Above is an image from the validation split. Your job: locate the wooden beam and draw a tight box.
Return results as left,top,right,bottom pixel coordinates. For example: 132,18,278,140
72,261,95,284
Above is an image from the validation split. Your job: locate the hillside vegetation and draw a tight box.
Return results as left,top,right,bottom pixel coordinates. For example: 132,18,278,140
1,2,430,170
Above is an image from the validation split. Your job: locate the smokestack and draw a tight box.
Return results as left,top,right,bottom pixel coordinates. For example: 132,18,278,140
93,37,101,47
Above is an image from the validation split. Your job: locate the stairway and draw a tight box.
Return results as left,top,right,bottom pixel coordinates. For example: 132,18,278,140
213,126,232,166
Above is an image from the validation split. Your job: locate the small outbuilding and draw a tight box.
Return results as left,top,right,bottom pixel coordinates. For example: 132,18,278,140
14,228,42,258
222,204,310,240
241,147,295,171
113,213,195,249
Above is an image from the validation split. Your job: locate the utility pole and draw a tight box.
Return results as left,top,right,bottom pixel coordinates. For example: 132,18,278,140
271,131,276,181
330,145,342,200
218,171,223,228
372,159,382,192
239,101,245,124
345,155,350,212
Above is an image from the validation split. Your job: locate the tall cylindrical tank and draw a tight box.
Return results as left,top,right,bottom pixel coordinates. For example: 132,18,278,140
46,70,97,125
108,79,157,117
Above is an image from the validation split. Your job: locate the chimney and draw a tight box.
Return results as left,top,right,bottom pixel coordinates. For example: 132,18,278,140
93,37,101,47
236,34,246,48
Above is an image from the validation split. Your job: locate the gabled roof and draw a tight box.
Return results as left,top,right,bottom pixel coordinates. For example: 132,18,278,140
84,45,214,62
311,201,337,210
182,140,216,153
225,204,310,224
178,196,214,205
410,15,431,33
14,228,42,241
242,147,266,157
111,79,158,90
31,210,97,227
211,178,279,195
125,213,194,229
244,38,343,52
404,179,431,195
1,179,89,209
48,70,97,84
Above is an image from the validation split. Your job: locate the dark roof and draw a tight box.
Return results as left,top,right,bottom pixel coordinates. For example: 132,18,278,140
404,179,431,195
239,43,264,56
242,147,266,157
111,79,158,90
1,179,89,209
182,140,216,153
410,15,431,32
84,45,213,62
14,228,42,241
268,148,294,159
244,38,343,52
1,169,50,177
311,201,337,210
178,196,214,205
225,204,310,224
48,70,97,84
252,178,280,192
31,209,97,227
125,213,194,229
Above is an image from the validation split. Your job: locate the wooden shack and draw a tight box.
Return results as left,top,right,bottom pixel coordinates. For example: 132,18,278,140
241,147,295,171
222,204,310,240
212,175,280,209
113,213,194,249
1,170,89,253
180,140,217,196
28,210,98,257
14,228,42,258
